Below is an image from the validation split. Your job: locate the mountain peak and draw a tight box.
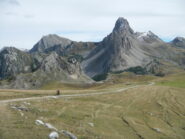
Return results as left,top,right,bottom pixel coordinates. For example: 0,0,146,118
172,37,185,48
0,46,19,53
113,17,134,34
136,31,162,43
29,34,71,53
173,37,185,42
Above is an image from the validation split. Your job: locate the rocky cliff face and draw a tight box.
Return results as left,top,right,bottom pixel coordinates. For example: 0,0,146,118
0,17,185,88
6,52,93,89
0,47,93,89
29,34,72,53
82,17,185,77
0,47,33,79
82,18,150,77
30,34,97,57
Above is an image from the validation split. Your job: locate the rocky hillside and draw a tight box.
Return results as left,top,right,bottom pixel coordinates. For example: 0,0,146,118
0,47,93,89
0,17,185,88
0,47,33,79
82,18,150,77
30,34,97,57
29,34,72,53
82,17,185,77
171,37,185,48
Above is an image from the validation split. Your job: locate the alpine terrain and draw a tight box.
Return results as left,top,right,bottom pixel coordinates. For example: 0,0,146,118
0,17,185,139
0,17,185,88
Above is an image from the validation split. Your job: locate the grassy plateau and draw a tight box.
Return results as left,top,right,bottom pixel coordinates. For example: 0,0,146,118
0,72,185,139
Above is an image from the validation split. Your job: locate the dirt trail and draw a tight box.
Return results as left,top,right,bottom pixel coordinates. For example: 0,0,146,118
0,82,155,104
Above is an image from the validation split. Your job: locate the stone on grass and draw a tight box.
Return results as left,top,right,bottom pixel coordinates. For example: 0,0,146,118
49,131,59,139
35,120,45,126
45,123,58,131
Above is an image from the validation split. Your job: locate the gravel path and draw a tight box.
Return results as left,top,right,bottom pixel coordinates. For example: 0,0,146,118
0,82,155,104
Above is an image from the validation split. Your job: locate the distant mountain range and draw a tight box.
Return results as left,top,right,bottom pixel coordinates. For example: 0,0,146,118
0,17,185,89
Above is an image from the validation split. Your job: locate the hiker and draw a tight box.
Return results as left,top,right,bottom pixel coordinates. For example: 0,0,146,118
56,90,60,95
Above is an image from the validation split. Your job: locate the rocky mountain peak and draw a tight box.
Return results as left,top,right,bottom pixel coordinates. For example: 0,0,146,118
29,34,72,53
113,17,134,34
173,37,185,42
172,37,185,48
0,46,18,53
82,18,150,77
0,46,33,79
147,31,158,38
136,31,162,43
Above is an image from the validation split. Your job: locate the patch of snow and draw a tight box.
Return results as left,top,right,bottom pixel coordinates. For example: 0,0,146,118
137,32,148,42
138,32,147,38
49,131,59,139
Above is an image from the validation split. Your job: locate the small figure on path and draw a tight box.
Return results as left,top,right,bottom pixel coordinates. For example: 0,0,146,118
56,90,60,95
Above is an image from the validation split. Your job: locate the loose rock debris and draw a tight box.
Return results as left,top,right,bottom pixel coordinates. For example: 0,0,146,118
11,105,29,111
49,131,59,139
35,120,45,126
35,119,78,139
61,130,77,139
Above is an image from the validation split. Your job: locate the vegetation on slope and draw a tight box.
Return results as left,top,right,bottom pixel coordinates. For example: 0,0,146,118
0,73,185,139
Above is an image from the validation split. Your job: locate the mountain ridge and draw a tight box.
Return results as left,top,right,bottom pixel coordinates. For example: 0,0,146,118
0,17,185,88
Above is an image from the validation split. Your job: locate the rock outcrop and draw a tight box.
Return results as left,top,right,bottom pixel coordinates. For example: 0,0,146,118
0,47,33,79
82,17,185,77
0,47,93,89
171,37,185,48
0,17,185,88
82,17,150,77
29,34,72,53
135,31,163,43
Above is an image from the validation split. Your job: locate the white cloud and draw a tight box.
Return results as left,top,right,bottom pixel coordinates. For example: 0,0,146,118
0,0,185,49
0,0,20,6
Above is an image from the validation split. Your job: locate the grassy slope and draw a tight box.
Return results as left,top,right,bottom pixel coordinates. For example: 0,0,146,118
0,83,131,100
0,72,153,100
0,72,185,139
156,72,185,88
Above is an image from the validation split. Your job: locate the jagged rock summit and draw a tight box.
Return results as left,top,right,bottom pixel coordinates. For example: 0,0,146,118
171,37,185,48
113,17,134,34
30,34,72,53
82,17,150,77
82,17,185,77
0,17,185,88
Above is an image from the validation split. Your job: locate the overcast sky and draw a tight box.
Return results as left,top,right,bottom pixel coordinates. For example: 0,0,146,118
0,0,185,49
